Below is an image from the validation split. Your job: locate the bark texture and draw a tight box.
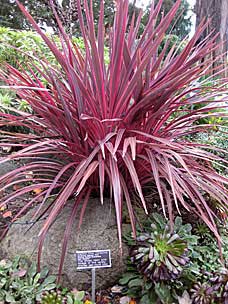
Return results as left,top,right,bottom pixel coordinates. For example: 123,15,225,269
195,0,228,75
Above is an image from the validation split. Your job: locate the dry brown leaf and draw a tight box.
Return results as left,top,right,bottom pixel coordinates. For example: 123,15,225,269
13,185,21,191
33,188,43,195
2,210,12,218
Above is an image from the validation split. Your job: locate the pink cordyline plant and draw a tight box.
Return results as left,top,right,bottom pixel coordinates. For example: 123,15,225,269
0,0,228,280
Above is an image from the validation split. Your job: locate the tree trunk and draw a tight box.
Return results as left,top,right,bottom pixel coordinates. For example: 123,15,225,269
195,0,228,76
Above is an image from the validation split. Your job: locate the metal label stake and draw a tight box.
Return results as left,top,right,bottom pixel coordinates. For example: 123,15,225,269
75,249,112,302
91,268,96,302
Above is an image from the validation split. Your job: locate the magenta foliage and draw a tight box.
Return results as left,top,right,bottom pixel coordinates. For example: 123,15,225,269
0,0,228,280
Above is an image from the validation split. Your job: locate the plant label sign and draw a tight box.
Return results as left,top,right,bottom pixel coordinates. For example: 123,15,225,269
76,249,111,270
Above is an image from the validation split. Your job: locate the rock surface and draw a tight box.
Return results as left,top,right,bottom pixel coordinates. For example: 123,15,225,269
0,198,129,290
0,160,18,175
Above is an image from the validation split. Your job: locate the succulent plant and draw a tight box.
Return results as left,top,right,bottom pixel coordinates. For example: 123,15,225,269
41,290,66,304
190,282,215,304
41,289,86,304
210,267,228,303
130,214,189,282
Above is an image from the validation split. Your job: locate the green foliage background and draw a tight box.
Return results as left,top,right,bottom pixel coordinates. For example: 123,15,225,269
0,0,191,39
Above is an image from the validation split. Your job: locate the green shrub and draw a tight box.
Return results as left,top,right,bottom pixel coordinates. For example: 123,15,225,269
190,222,228,276
188,130,228,177
0,26,101,69
158,34,187,57
0,89,32,135
0,256,89,304
0,89,30,113
0,27,56,68
0,256,56,303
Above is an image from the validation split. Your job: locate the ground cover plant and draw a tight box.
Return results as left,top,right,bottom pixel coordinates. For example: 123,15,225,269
120,215,228,303
0,256,91,304
188,130,228,177
0,0,228,283
0,256,56,303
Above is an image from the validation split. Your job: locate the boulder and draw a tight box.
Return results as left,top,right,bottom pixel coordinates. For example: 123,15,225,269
0,160,18,175
0,198,129,290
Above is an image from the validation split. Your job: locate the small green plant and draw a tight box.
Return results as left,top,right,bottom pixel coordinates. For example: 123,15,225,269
181,266,228,304
0,256,56,303
0,92,12,107
41,290,66,304
0,90,30,113
66,290,86,304
189,222,228,277
0,256,89,304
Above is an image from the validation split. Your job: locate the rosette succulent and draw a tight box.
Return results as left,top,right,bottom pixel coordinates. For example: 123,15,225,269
190,282,215,304
130,214,190,281
210,267,228,303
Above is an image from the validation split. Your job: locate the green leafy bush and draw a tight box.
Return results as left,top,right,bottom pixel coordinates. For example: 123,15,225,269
0,27,85,69
158,34,187,57
0,256,56,303
0,256,88,304
190,223,228,277
0,89,30,113
0,89,32,135
0,27,55,68
188,131,228,177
